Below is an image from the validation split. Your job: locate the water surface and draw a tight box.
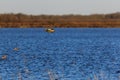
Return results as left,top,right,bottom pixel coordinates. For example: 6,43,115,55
0,28,120,80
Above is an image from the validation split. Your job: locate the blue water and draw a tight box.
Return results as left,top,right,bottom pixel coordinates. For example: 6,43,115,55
0,28,120,80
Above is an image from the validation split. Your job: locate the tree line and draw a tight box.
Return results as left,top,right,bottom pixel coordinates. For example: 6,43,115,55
0,12,120,28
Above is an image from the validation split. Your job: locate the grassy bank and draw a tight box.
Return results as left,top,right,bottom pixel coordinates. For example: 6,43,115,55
0,12,120,28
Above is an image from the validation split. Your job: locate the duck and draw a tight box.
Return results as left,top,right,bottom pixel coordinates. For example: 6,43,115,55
13,47,19,51
1,55,7,60
45,28,55,33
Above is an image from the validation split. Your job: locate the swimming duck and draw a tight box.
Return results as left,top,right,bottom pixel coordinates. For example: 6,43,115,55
45,28,55,33
1,55,7,60
13,47,19,51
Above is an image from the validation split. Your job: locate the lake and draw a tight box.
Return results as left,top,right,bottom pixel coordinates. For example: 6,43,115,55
0,28,120,80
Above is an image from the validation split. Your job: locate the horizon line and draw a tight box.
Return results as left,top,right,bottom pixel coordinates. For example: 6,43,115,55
0,12,120,16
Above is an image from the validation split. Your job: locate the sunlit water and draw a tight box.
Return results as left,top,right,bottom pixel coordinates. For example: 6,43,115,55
0,28,120,80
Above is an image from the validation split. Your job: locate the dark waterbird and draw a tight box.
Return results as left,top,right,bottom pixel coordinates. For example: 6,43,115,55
116,70,120,74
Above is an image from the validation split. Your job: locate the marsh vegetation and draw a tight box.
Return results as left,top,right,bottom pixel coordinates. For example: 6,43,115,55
0,12,120,27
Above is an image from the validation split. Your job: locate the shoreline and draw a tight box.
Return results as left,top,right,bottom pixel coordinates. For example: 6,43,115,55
0,12,120,28
0,22,120,28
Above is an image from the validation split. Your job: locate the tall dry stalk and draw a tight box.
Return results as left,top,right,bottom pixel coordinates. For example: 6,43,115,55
0,75,2,80
94,74,98,80
47,70,59,80
18,72,22,80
